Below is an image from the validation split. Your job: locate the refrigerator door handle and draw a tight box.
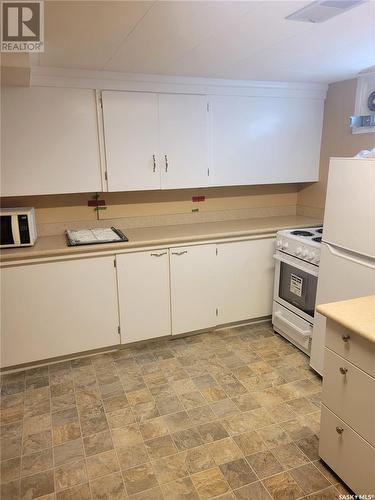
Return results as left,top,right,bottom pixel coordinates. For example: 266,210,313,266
325,243,375,270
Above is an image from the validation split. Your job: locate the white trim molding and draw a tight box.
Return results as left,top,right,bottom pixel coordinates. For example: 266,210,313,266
30,66,328,100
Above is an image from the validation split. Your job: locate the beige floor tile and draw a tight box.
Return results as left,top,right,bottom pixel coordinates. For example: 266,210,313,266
1,479,20,500
219,458,257,489
256,425,292,449
233,431,267,455
262,471,305,500
233,480,272,499
152,451,189,484
1,457,21,483
56,483,91,499
53,438,84,467
83,430,113,457
197,421,229,443
191,466,230,499
162,476,199,499
185,445,216,474
188,405,217,425
122,462,158,495
22,430,52,456
21,448,53,477
20,469,55,498
54,460,87,492
117,443,149,470
246,450,283,479
138,416,169,441
271,443,310,469
86,449,120,480
172,428,204,451
210,399,240,418
179,390,206,409
290,463,331,495
112,423,143,448
90,472,127,499
296,434,320,461
129,486,164,499
163,410,193,433
208,437,244,465
144,434,177,459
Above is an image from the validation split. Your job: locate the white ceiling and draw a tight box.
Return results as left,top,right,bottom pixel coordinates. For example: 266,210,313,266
7,0,375,83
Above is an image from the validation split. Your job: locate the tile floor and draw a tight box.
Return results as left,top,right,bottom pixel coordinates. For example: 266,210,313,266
1,321,351,500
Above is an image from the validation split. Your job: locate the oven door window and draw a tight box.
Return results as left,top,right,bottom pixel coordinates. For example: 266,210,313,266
279,262,317,316
0,216,14,245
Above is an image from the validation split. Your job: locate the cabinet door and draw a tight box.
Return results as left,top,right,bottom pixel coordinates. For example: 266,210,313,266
116,250,171,343
1,257,119,368
210,95,323,186
102,91,160,191
217,238,275,324
1,86,102,196
170,244,217,335
159,94,210,189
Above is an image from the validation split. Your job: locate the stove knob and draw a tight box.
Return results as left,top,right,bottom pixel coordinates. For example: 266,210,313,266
296,247,302,256
282,241,289,250
309,251,316,260
276,240,282,248
302,249,309,258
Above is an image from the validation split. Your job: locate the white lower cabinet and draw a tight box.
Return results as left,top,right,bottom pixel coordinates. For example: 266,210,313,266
217,238,275,324
1,236,277,367
170,244,217,335
116,250,171,343
1,256,120,368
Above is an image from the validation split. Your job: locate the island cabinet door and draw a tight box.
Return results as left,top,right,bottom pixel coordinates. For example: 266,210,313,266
116,250,171,344
1,256,120,368
169,244,217,335
216,238,276,324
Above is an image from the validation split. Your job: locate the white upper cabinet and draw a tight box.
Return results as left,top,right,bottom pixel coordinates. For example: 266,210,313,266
210,95,324,186
159,93,210,189
1,86,102,197
102,91,161,191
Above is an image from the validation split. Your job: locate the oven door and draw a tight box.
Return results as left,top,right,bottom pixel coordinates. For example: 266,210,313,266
273,251,319,323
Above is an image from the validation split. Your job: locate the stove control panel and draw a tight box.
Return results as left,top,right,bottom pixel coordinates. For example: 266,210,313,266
276,238,320,265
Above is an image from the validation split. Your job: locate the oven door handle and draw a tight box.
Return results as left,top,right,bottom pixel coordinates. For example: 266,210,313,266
274,311,311,337
273,253,319,277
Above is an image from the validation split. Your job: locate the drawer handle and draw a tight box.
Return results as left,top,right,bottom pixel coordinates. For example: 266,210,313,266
172,251,187,256
152,154,156,173
342,335,350,342
336,426,344,435
151,252,167,257
339,367,348,375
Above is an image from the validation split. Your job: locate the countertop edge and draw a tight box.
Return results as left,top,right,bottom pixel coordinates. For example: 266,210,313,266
0,217,321,264
317,296,375,345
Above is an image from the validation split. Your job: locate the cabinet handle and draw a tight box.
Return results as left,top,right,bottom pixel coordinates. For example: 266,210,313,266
342,335,350,342
339,367,348,375
336,426,344,435
165,154,169,172
152,155,156,173
172,250,187,256
151,252,167,257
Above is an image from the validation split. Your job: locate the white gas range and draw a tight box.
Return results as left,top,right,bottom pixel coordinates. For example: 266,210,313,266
272,226,322,355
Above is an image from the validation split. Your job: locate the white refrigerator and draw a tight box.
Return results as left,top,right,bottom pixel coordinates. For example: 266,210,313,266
310,157,375,375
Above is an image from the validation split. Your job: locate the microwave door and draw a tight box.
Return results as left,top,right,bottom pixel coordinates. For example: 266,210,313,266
0,215,20,247
0,215,15,246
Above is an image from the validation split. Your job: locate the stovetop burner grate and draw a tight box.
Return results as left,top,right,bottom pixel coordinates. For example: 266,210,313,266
290,230,314,237
312,236,322,243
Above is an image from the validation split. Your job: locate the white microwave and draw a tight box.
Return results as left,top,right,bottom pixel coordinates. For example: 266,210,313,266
0,207,37,248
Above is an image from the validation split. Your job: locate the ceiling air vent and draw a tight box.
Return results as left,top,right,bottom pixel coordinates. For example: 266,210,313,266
286,0,365,23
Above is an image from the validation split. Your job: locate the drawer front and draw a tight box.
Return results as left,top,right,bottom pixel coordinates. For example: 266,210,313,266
319,405,375,495
323,348,375,446
326,319,375,378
